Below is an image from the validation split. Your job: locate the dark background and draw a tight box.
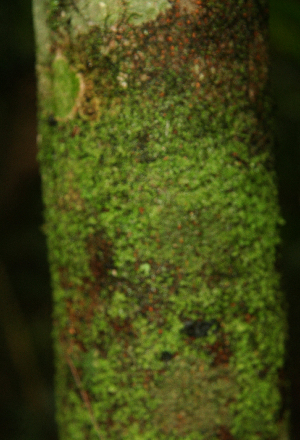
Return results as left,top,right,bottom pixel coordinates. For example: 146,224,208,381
0,0,300,439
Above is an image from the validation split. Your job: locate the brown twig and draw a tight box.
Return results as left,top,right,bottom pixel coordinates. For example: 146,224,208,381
66,354,102,439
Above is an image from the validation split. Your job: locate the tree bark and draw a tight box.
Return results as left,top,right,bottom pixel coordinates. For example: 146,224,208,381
33,1,288,438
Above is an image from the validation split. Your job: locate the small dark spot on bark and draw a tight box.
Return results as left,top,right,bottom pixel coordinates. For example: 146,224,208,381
205,333,232,366
181,319,218,338
87,233,114,281
160,351,174,361
48,114,58,126
217,425,235,440
258,367,269,378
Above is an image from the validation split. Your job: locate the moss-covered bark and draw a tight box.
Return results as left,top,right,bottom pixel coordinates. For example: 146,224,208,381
33,0,288,438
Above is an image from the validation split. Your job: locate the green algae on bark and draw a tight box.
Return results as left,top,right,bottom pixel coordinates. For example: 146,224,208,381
33,0,288,439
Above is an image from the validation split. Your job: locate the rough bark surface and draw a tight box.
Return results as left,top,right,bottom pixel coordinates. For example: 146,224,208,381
33,0,288,439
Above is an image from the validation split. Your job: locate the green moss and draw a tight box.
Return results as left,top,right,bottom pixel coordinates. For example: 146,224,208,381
51,56,80,119
37,1,288,439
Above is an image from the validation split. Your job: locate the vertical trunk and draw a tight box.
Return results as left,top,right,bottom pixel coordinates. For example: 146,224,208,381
33,1,288,438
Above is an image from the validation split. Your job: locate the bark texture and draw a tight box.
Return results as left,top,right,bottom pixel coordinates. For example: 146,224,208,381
33,0,288,439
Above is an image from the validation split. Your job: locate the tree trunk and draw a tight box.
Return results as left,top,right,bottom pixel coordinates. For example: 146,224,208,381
33,1,288,438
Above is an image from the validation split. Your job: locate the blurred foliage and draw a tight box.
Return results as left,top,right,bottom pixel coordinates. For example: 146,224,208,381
0,1,57,440
270,2,300,439
270,0,300,63
0,0,34,76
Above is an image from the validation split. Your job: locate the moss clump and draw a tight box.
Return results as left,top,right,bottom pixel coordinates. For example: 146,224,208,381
51,55,80,119
36,1,288,439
